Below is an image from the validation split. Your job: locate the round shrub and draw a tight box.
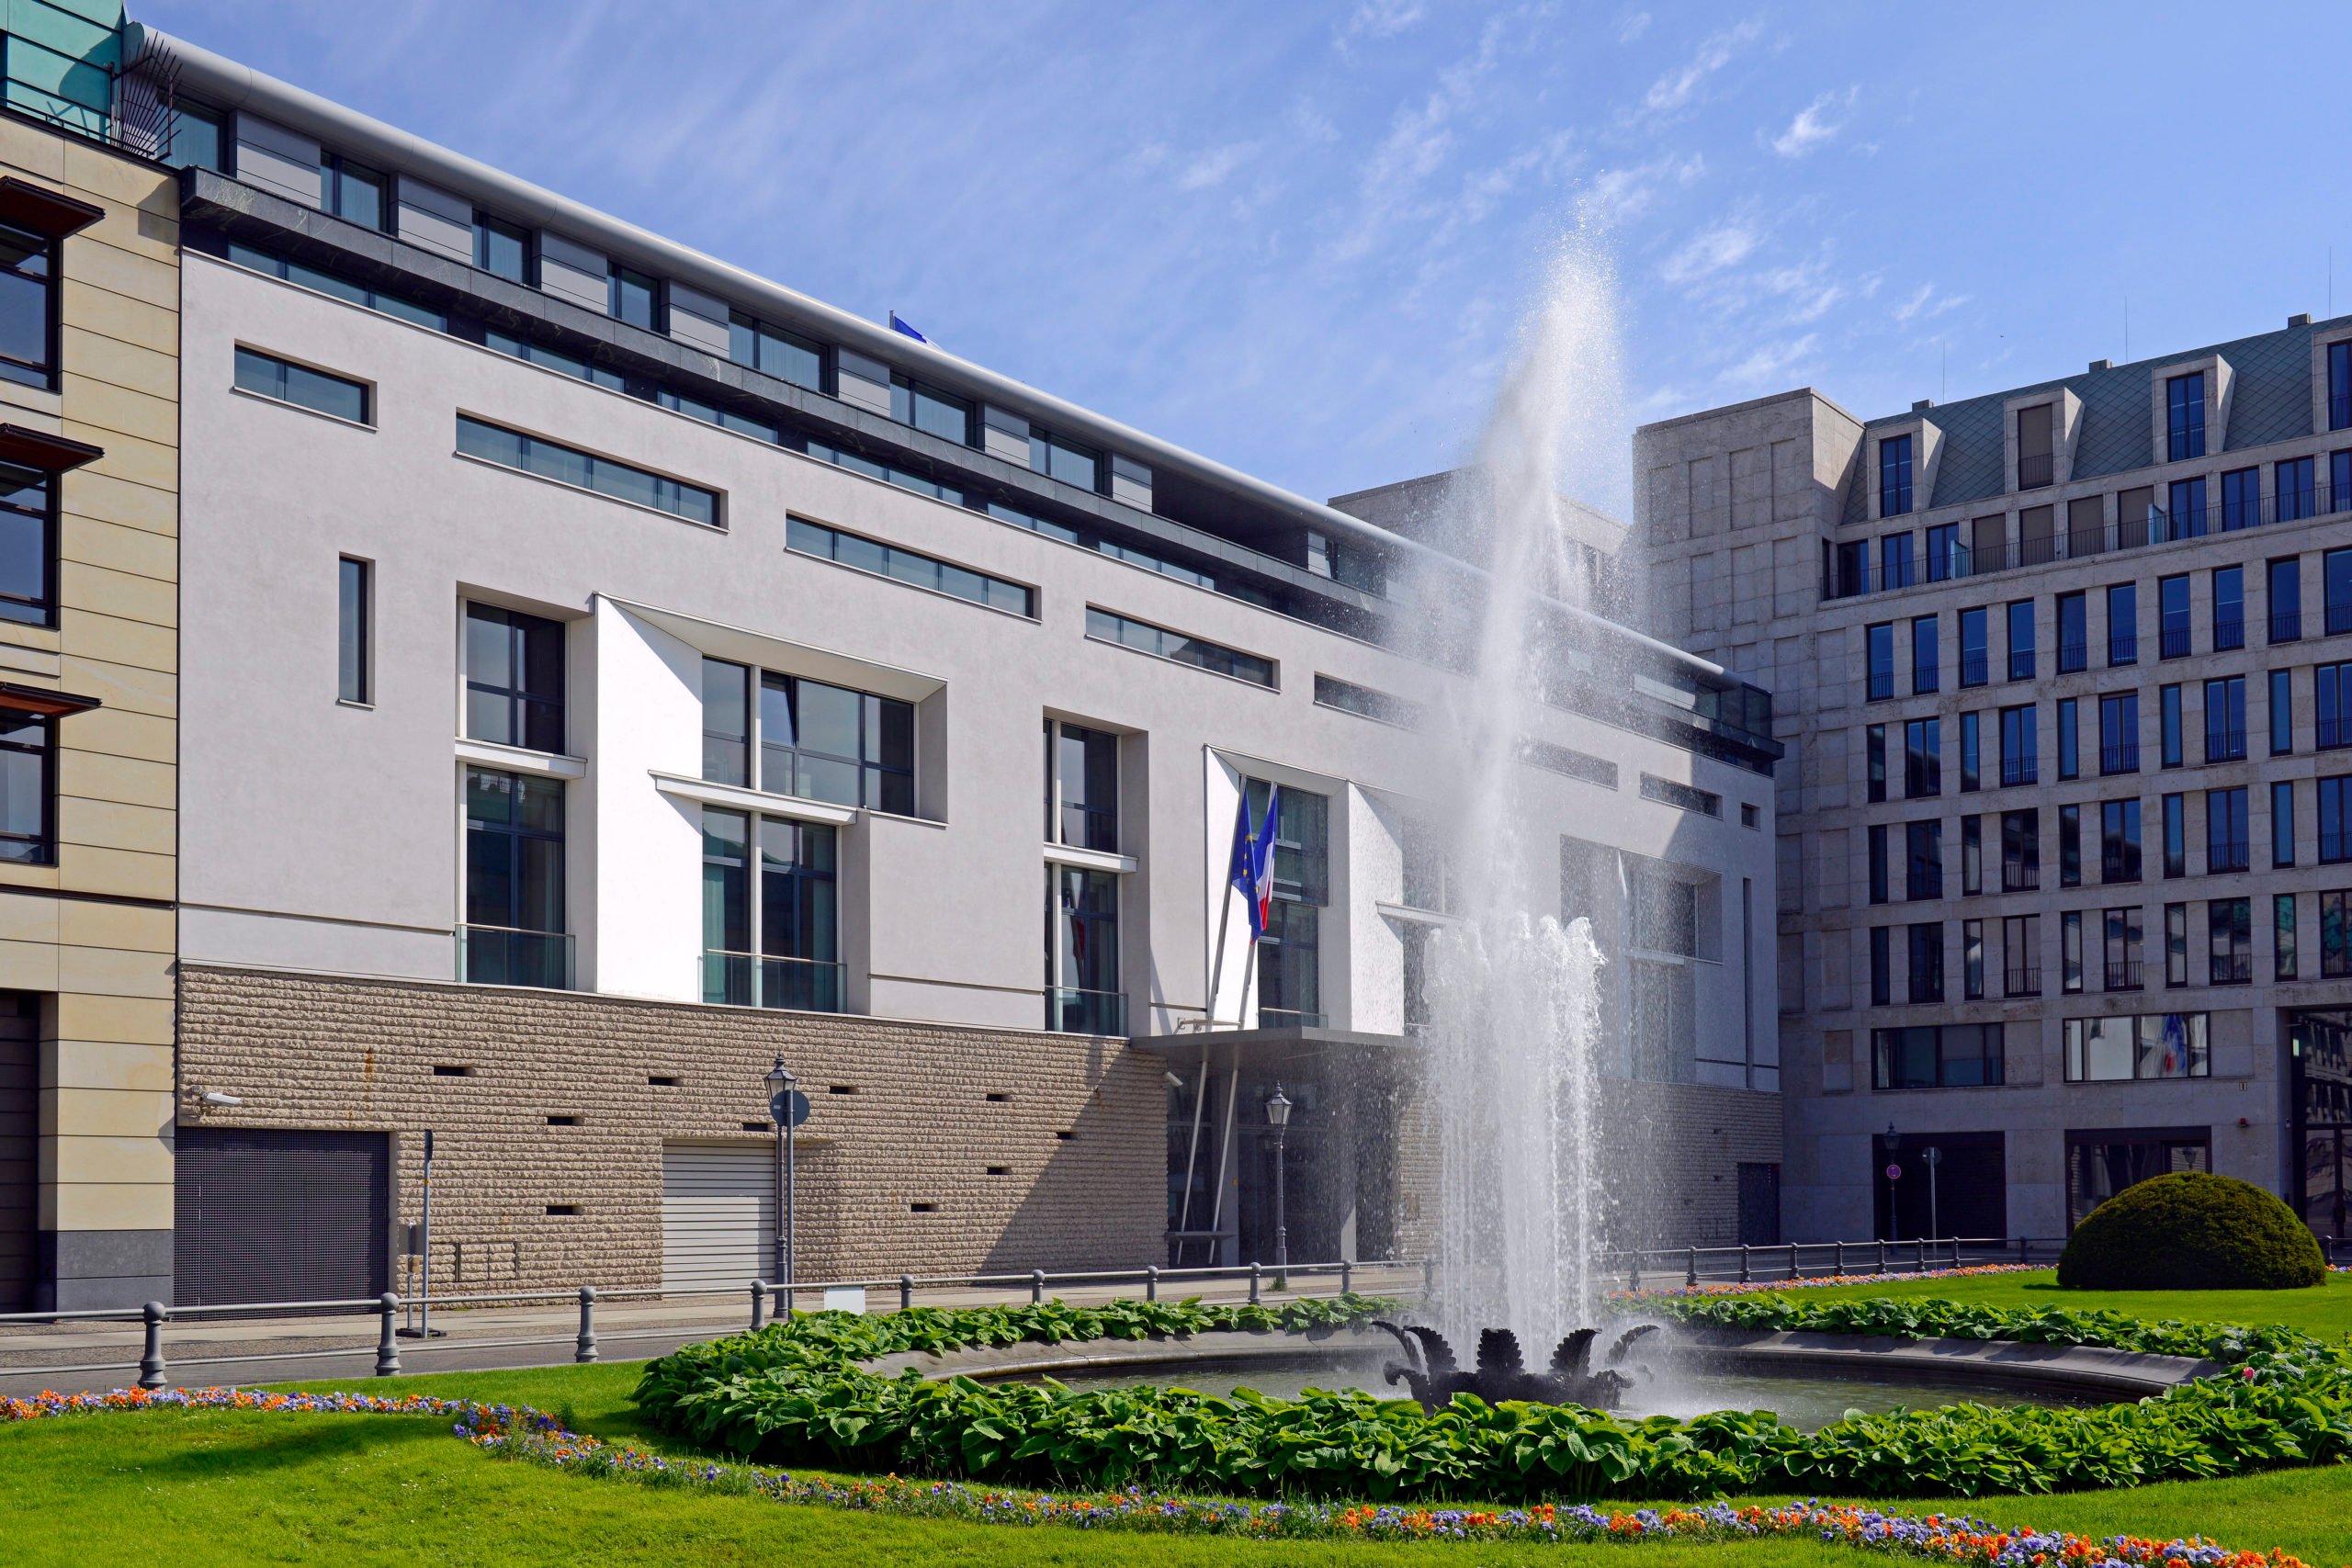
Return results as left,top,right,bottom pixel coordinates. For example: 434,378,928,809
2057,1170,2324,1291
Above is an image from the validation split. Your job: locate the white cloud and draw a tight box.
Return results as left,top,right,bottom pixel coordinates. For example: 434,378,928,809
1639,19,1762,118
1337,0,1425,49
1761,258,1844,322
1176,142,1261,191
1617,10,1652,42
1326,15,1510,261
1893,282,1970,324
1577,152,1704,225
1659,220,1759,285
1719,333,1818,386
1769,85,1857,157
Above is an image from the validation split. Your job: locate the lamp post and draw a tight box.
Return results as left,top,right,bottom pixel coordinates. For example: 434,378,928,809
1264,1084,1292,1292
764,1056,797,1305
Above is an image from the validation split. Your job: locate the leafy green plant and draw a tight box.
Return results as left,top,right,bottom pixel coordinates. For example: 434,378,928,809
630,1292,2352,1502
2057,1171,2326,1291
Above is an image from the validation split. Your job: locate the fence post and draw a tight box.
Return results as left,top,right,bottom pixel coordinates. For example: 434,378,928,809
1875,1239,1886,1274
899,1273,913,1313
750,1280,767,1331
1787,1244,1798,1280
137,1302,167,1391
1250,1261,1261,1304
1832,1240,1843,1278
573,1286,598,1364
374,1293,401,1378
1684,1247,1697,1287
1916,1239,1926,1273
1627,1253,1641,1292
1146,1265,1160,1303
1737,1245,1750,1284
1030,1269,1045,1305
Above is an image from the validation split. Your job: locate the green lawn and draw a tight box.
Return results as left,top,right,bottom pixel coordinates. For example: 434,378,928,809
1756,1267,2352,1339
11,1278,2352,1565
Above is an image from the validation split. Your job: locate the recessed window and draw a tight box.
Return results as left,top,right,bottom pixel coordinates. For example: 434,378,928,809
473,212,532,284
1046,718,1119,852
909,1201,938,1213
0,711,51,864
1521,740,1618,788
337,557,370,705
235,347,369,424
464,603,566,752
464,767,570,989
729,312,828,392
163,101,227,173
2064,1013,2208,1081
0,221,52,389
483,331,624,391
985,1165,1009,1177
1086,606,1273,687
1313,673,1420,728
457,416,719,528
891,374,974,445
1740,802,1760,829
0,463,53,626
787,517,1033,616
701,807,841,1012
1031,425,1102,491
700,656,915,813
608,264,662,331
985,1091,1010,1102
319,152,389,231
230,241,445,331
1639,773,1721,817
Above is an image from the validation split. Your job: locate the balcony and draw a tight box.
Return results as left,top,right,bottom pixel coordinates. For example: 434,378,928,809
1256,1007,1329,1029
2004,965,2041,997
2017,452,2054,490
2271,608,2303,644
703,952,846,1012
2008,653,2037,681
2108,634,2138,665
2103,959,2143,991
2057,640,2087,673
2099,742,2140,774
2159,626,2192,660
2002,860,2041,891
1046,986,1128,1036
1959,652,1989,686
2204,728,2247,763
2208,838,2250,874
2000,757,2038,787
2328,599,2352,637
458,926,576,989
2211,953,2253,986
1866,671,1894,701
2213,616,2245,651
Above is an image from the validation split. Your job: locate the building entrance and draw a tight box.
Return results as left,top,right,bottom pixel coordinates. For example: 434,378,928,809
2290,1010,2352,1237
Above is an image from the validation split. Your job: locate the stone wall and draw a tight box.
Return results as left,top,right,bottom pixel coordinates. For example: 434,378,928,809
175,965,1166,1292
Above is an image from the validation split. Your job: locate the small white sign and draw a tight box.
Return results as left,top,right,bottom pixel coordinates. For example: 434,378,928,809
822,1286,867,1314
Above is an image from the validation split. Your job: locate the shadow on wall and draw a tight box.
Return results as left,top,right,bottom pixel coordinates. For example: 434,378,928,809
976,1043,1164,1276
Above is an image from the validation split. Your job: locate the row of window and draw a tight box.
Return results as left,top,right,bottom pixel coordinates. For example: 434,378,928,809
1867,1011,2215,1092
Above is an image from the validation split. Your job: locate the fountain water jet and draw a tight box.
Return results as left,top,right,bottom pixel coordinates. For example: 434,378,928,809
1403,228,1633,1353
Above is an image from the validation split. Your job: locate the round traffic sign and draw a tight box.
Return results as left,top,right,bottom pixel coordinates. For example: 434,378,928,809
770,1089,811,1128
1884,1163,1902,1180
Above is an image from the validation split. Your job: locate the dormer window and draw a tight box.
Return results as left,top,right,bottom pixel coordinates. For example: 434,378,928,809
2166,372,2206,460
1878,434,1913,517
2016,404,2053,490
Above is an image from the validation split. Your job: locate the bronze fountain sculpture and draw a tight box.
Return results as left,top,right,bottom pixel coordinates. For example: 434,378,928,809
1371,1321,1658,1413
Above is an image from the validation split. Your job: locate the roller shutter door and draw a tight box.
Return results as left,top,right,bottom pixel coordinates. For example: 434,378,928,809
175,1128,390,1307
661,1143,774,1292
0,997,33,1312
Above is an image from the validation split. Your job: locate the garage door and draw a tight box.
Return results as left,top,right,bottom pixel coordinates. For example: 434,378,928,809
175,1128,390,1307
662,1143,775,1292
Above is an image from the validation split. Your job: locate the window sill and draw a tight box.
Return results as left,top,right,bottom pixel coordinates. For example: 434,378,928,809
651,770,858,825
1043,840,1135,874
456,737,588,779
1375,899,1460,928
230,383,376,433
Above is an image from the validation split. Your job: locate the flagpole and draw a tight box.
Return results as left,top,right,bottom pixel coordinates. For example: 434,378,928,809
1183,784,1248,1259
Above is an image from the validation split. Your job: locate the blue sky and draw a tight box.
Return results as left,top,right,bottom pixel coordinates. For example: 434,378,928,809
140,1,2352,517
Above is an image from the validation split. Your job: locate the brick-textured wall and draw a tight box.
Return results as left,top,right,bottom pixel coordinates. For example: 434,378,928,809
175,966,1165,1292
1596,1080,1783,1249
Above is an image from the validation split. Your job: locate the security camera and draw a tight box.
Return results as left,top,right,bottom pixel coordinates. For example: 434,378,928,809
1163,1071,1184,1089
200,1089,242,1107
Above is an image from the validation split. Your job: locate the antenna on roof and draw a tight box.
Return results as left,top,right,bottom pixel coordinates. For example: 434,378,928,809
2123,297,2130,364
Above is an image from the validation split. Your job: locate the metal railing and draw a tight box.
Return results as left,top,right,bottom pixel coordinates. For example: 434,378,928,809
2002,860,2041,890
1867,671,1894,701
2004,965,2041,997
2108,634,2138,665
1046,986,1127,1036
458,926,575,990
2000,757,2038,787
2321,831,2352,864
2104,959,2143,991
2213,616,2245,651
2057,641,2087,673
2099,854,2140,884
2271,608,2303,644
703,952,846,1013
1603,1234,2074,1291
2211,952,2254,985
2331,601,2352,637
1959,652,1989,686
2008,652,2037,681
2205,728,2247,762
2319,716,2352,750
2016,453,2054,490
2099,742,2140,774
2160,626,2192,659
0,1258,1424,1392
2209,838,2250,873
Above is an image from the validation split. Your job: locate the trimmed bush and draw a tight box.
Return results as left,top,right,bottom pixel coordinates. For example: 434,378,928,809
2057,1171,2324,1291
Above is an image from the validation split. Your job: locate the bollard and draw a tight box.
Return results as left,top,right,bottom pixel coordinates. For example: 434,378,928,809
1915,1239,1926,1273
1339,1260,1351,1297
1788,1244,1798,1280
374,1292,401,1378
899,1274,914,1313
1737,1245,1750,1284
137,1302,167,1391
1627,1254,1641,1292
1249,1261,1261,1304
1684,1247,1697,1287
1875,1239,1886,1273
1030,1269,1045,1305
2018,1235,2029,1267
575,1287,598,1364
1422,1257,1435,1295
750,1280,767,1331
1146,1265,1159,1303
1832,1239,1843,1278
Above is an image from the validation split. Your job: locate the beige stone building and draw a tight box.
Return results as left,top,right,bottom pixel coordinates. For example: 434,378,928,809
0,40,180,1307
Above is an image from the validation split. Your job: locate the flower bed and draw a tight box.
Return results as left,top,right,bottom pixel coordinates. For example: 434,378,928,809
0,1385,2317,1565
628,1292,2352,1502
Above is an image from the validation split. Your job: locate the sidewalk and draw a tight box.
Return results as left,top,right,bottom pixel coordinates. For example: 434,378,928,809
0,1266,1427,1398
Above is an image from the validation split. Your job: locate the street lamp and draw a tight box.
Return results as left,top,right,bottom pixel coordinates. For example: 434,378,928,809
1264,1085,1292,1291
764,1056,797,1304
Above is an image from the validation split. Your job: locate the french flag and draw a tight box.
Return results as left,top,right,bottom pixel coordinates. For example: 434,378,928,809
1227,784,1280,942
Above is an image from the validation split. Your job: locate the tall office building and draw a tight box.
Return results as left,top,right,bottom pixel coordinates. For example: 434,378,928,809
1640,315,2352,1243
0,18,1792,1306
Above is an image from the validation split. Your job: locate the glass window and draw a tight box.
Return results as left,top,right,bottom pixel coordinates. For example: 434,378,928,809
1879,434,1913,516
2106,582,2138,665
701,658,749,786
2001,809,2040,890
1882,533,1915,590
757,672,915,814
1247,780,1328,1027
1869,926,1891,1006
1959,711,1981,792
1962,919,1984,999
2273,669,2296,755
1868,823,1889,905
1905,820,1941,900
788,517,1034,616
2221,467,2261,532
2056,698,2078,780
2165,902,2188,986
0,221,52,389
464,766,567,987
1866,724,1886,803
2100,799,2141,883
703,807,842,1010
2332,548,2352,637
2212,565,2244,650
2333,340,2351,432
2007,600,2036,680
2059,803,2081,887
2277,457,2317,525
2320,776,2352,863
1834,539,1870,598
2207,786,2249,873
2277,893,2299,981
1031,426,1103,491
0,713,51,863
2064,1013,2208,1082
609,264,662,330
892,375,974,446
1047,719,1119,852
2166,371,2205,461
2160,683,2183,767
701,807,751,964
474,212,531,283
2161,476,2208,540
2057,592,2086,672
1962,814,1982,895
2209,897,2252,984
2269,558,2302,642
337,557,369,705
1999,704,2037,785
1871,1023,2003,1090
2274,780,2297,868
1086,606,1274,688
2102,905,2143,989
2321,662,2352,750
2002,913,2039,995
457,416,718,527
483,330,626,391
319,152,387,231
163,100,226,172
233,346,369,423
2158,575,2191,658
2099,693,2139,774
1904,717,1940,797
2326,890,2352,979
0,462,52,626
2062,908,2083,992
1911,615,1938,694
1865,622,1894,699
464,603,565,753
2203,675,2246,761
1905,922,1943,1002
2163,793,2186,878
1044,863,1122,1032
1926,522,1963,581
1959,606,1988,686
